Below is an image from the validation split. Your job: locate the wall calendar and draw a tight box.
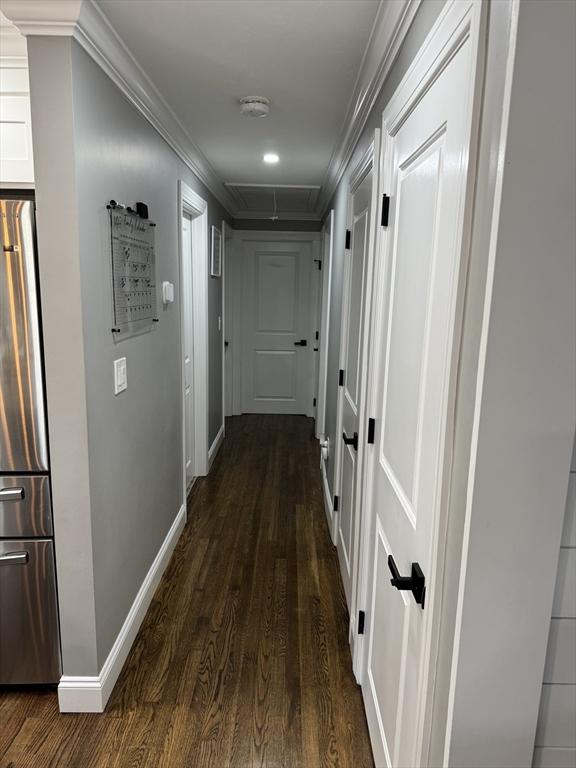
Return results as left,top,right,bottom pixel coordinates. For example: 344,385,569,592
108,201,157,340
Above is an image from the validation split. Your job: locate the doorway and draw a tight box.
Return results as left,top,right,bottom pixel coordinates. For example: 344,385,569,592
356,3,485,765
227,232,321,417
179,181,209,500
332,139,379,609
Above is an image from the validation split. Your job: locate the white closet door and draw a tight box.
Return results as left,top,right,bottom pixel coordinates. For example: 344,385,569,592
241,240,312,414
360,3,484,766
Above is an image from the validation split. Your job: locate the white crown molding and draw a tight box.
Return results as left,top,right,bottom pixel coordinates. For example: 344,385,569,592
1,0,237,216
315,0,421,217
0,1,82,35
2,0,421,221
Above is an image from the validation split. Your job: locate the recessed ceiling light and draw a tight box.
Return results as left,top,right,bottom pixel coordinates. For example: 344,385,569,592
263,153,279,164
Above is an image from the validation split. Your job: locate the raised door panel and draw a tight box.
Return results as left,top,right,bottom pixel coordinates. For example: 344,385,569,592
256,252,297,333
345,211,368,407
381,143,443,513
366,520,409,767
253,350,296,401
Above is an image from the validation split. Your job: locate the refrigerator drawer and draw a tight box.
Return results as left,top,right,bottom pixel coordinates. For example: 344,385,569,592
0,475,52,537
0,538,61,684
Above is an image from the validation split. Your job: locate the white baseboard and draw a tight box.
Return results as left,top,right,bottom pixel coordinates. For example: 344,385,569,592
321,458,337,545
207,423,224,470
58,503,187,713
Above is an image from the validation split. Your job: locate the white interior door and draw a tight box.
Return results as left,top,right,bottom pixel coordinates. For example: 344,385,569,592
241,240,313,414
182,214,195,488
336,165,374,607
360,3,483,766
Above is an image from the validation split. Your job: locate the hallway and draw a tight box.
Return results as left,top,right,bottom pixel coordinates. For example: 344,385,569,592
0,416,373,768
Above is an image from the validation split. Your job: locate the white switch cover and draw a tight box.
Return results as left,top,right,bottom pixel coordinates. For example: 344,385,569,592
162,281,174,304
114,357,127,395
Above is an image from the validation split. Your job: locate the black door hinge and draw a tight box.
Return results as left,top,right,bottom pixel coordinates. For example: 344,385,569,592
345,229,351,249
313,397,317,407
381,194,390,227
314,259,322,270
338,369,344,386
315,331,319,341
333,495,339,512
358,610,365,635
367,417,375,444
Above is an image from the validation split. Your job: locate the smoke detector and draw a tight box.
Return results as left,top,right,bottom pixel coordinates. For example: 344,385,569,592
239,96,270,118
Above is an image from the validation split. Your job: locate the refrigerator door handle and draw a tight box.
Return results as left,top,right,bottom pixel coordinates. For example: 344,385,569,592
0,550,29,565
0,487,25,502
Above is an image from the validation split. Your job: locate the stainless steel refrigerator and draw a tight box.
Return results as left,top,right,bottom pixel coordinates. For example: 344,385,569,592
0,195,61,684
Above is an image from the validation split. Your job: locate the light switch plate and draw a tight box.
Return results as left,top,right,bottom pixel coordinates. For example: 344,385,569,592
114,357,127,395
162,281,174,304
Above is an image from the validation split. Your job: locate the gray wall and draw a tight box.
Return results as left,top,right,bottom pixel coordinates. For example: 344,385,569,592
533,433,576,767
28,36,229,673
322,0,445,496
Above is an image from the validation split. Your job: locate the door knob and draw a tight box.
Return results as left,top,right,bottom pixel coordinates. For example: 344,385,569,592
387,555,426,608
342,431,358,451
294,339,307,346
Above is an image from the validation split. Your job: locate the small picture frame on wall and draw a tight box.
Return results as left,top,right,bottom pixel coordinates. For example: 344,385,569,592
211,226,222,278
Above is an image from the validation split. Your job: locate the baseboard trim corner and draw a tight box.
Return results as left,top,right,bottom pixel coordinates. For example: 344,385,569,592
208,423,225,470
58,503,186,713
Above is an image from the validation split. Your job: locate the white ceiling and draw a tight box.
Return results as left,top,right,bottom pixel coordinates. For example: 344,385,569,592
95,0,380,218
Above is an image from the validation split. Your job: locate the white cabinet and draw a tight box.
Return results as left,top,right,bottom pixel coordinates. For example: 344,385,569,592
0,66,34,185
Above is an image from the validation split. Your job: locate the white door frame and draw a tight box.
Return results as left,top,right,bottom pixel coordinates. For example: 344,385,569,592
332,142,376,549
179,180,209,500
222,220,234,418
315,210,334,440
229,230,321,417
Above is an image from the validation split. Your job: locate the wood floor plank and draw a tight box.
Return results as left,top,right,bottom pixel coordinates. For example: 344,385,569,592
0,415,373,768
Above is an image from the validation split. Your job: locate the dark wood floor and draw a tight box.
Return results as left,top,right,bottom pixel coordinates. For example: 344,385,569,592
0,415,373,768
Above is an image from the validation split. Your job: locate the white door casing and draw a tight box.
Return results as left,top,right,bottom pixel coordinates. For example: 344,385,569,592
241,239,314,415
223,221,234,417
316,210,334,441
182,214,195,489
359,3,485,767
334,144,377,609
179,181,209,499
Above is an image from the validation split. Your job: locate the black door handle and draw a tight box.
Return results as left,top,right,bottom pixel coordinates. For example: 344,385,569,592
342,431,358,451
294,339,307,346
387,555,426,608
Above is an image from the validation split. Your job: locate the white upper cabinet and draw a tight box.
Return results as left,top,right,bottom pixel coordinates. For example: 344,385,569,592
0,65,34,185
